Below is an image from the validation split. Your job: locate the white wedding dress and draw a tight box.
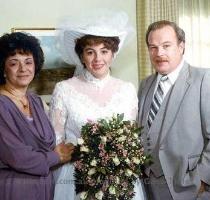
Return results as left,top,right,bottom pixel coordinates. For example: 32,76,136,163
49,69,147,200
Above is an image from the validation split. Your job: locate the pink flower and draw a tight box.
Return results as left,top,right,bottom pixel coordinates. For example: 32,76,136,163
116,143,123,150
122,150,128,157
122,181,128,188
87,118,94,123
87,177,96,186
98,143,105,150
74,160,83,170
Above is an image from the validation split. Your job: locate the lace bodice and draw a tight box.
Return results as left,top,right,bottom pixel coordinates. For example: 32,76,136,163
49,70,138,145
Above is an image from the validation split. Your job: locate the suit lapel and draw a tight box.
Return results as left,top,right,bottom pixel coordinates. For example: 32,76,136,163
159,63,192,145
138,74,157,127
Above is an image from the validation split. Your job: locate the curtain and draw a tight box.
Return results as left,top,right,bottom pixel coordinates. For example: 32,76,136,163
136,0,178,80
178,0,210,68
136,0,151,80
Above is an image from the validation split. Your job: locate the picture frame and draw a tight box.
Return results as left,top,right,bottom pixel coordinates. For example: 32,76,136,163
11,28,75,101
11,27,71,69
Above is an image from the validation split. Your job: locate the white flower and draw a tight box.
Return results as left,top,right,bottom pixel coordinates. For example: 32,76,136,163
95,191,104,200
118,135,126,142
132,142,137,147
80,146,89,152
113,156,120,166
115,176,120,184
118,129,124,134
125,158,131,164
125,169,133,177
100,136,107,144
80,191,88,199
132,157,140,164
77,138,84,145
88,168,96,176
109,185,116,194
90,159,97,166
133,133,138,138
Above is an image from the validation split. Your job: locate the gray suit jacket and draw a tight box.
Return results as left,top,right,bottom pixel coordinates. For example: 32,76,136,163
138,62,210,200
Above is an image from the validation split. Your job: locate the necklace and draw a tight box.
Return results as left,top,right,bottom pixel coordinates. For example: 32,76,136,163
3,85,29,110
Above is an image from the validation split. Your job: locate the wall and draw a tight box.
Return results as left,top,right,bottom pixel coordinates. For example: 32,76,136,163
0,0,138,88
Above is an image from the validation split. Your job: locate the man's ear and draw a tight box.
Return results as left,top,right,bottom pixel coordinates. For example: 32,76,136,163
179,41,185,54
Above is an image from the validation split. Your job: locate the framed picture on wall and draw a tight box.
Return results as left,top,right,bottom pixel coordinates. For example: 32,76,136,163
11,28,75,101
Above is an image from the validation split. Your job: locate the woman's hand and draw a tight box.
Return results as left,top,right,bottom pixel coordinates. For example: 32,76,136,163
54,142,75,164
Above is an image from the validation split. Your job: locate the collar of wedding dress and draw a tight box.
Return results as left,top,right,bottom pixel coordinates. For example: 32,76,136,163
83,69,111,89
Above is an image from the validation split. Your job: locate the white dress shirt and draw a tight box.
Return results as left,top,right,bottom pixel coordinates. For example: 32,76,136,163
155,58,184,98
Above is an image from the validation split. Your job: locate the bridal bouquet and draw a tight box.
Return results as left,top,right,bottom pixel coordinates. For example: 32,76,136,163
74,114,150,200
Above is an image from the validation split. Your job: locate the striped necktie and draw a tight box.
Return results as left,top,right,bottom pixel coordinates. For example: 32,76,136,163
147,75,168,128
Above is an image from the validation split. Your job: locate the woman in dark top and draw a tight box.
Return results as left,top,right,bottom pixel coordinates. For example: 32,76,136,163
0,32,74,200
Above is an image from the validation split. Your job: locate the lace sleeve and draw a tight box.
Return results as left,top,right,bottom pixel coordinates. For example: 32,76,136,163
49,82,67,144
127,82,138,120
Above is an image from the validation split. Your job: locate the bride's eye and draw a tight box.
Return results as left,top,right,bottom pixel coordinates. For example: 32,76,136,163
85,50,94,56
101,50,109,54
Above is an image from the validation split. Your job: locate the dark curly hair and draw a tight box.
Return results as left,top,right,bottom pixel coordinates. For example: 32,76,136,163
75,35,120,60
0,32,44,84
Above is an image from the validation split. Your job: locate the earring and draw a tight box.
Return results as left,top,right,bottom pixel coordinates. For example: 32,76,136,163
3,74,6,78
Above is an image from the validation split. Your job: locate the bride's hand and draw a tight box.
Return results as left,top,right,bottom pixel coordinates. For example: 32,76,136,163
54,142,75,164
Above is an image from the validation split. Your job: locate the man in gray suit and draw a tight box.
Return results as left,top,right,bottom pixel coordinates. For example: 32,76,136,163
138,20,210,200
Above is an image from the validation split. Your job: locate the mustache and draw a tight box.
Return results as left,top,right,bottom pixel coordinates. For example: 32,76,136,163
155,58,168,62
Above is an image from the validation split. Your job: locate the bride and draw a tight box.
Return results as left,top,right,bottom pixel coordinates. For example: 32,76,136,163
49,11,147,200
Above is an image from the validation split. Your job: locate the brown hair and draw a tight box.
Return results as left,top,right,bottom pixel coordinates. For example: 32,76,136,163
145,20,185,46
75,35,120,59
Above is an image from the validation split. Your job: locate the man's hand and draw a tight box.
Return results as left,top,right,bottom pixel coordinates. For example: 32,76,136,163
198,181,209,195
199,181,205,194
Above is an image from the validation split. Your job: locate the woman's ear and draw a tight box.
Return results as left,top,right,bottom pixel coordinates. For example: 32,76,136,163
79,54,86,68
3,69,7,78
80,54,84,64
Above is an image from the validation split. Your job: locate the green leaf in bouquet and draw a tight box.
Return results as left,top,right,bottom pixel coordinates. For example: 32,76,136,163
99,119,110,130
98,167,106,175
117,113,124,123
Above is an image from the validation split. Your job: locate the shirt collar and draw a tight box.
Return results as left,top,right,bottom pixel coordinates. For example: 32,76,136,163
157,58,184,85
